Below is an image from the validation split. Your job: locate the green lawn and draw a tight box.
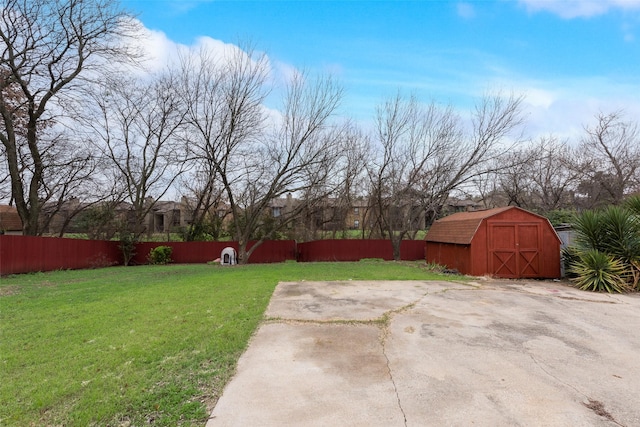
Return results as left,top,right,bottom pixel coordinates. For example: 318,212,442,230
0,261,450,426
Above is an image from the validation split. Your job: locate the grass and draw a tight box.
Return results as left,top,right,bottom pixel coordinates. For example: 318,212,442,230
0,261,451,426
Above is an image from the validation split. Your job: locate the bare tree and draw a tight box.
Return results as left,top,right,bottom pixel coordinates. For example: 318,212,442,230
176,168,229,241
0,0,139,235
367,94,457,258
492,136,581,213
275,122,369,241
177,45,270,243
326,123,370,238
82,72,187,263
180,44,347,263
1,67,116,235
526,136,580,211
0,67,29,203
36,139,106,235
576,112,640,206
494,147,534,208
228,72,345,263
368,92,524,260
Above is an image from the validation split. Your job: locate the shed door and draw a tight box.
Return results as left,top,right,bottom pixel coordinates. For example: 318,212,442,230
488,222,541,278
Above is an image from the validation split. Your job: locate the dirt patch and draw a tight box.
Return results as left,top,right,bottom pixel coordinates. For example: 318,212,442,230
36,280,58,289
0,285,21,297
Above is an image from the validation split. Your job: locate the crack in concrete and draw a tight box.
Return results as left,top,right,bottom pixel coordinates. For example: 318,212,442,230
373,285,463,427
264,283,466,427
262,316,386,326
528,354,626,427
380,324,408,427
604,294,631,304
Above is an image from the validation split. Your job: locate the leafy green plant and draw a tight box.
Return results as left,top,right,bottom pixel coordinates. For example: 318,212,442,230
598,206,640,264
117,230,138,266
561,246,580,278
570,203,640,292
573,209,605,251
148,245,173,265
569,249,630,293
424,261,447,273
624,195,640,217
543,209,578,227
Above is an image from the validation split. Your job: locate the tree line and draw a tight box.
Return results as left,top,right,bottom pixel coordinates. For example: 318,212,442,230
2,0,639,263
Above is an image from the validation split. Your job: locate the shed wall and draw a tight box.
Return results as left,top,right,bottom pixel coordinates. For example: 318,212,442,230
426,207,561,279
470,221,489,276
541,225,562,278
425,242,472,274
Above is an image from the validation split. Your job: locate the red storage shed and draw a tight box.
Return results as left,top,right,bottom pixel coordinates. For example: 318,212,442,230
425,206,561,278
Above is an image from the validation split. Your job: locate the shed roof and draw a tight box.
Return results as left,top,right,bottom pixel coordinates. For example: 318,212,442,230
425,206,517,244
0,205,23,231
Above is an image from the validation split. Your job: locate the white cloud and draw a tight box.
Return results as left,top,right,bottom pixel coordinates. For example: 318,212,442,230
457,2,476,19
271,60,299,86
119,20,640,145
126,22,251,74
116,20,293,103
497,77,640,140
518,0,640,18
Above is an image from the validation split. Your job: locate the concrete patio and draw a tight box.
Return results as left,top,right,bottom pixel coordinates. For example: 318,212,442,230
207,279,640,426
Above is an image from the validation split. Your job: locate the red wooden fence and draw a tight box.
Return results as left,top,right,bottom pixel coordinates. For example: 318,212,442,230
0,236,426,275
297,239,425,262
0,235,121,275
132,240,297,265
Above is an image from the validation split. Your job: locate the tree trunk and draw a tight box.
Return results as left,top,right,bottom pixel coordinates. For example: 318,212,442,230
237,238,250,265
390,233,402,261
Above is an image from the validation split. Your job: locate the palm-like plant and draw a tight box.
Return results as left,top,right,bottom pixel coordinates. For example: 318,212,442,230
570,249,630,293
569,202,640,292
624,195,640,217
573,210,605,251
600,206,640,287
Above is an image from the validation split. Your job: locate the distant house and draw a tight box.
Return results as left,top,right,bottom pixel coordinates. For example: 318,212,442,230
0,205,23,235
40,197,86,234
442,198,484,214
150,200,183,233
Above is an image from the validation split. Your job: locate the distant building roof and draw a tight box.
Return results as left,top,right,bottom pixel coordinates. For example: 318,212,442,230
446,198,482,208
0,205,23,232
153,201,181,214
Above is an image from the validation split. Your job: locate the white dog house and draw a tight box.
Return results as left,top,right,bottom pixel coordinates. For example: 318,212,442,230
220,247,237,265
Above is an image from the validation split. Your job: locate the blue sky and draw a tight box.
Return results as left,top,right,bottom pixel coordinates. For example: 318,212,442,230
121,0,640,139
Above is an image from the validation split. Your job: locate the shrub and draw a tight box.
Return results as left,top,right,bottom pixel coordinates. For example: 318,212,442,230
424,262,446,273
118,231,138,267
569,249,630,293
148,246,173,265
624,195,640,217
544,209,577,227
570,204,640,292
561,246,580,278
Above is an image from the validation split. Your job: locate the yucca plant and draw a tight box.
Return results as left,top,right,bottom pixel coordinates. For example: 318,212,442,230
569,249,630,293
624,195,640,217
570,203,640,292
622,196,640,289
599,206,640,258
561,246,580,278
572,209,605,252
599,206,640,288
